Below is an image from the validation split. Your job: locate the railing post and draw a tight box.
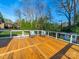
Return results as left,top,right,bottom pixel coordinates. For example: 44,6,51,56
70,34,73,43
48,31,49,36
37,30,39,35
64,34,67,40
73,35,77,43
10,31,12,38
74,35,77,43
22,30,24,36
41,30,43,35
56,32,58,39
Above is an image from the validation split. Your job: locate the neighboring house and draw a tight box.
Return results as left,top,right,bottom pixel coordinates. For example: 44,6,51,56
5,23,13,29
0,19,4,29
0,19,20,29
4,23,20,29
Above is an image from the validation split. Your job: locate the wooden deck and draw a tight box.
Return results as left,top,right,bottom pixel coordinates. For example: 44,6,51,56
0,36,79,59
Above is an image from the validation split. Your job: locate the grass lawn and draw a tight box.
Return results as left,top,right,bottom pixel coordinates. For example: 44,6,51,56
0,30,29,37
0,31,10,37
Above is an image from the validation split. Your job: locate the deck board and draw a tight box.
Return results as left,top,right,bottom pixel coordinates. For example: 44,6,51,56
0,36,79,59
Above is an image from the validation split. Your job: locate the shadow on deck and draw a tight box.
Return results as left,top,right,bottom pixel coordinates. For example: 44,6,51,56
0,38,12,48
50,43,73,59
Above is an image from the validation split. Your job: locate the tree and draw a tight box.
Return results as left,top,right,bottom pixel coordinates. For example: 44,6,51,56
73,0,77,25
21,0,51,30
47,6,53,30
0,12,4,23
15,9,22,29
21,0,37,29
57,0,74,31
73,0,79,25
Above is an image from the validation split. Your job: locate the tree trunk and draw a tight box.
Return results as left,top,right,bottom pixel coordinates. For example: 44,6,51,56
74,0,77,25
68,13,71,31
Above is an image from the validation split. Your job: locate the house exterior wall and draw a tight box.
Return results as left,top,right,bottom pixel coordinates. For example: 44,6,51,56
0,23,4,29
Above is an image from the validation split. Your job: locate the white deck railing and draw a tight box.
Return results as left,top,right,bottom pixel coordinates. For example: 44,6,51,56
48,31,79,45
0,30,47,38
0,30,79,45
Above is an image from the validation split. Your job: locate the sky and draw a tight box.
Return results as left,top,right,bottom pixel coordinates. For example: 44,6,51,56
0,0,21,22
0,0,66,23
